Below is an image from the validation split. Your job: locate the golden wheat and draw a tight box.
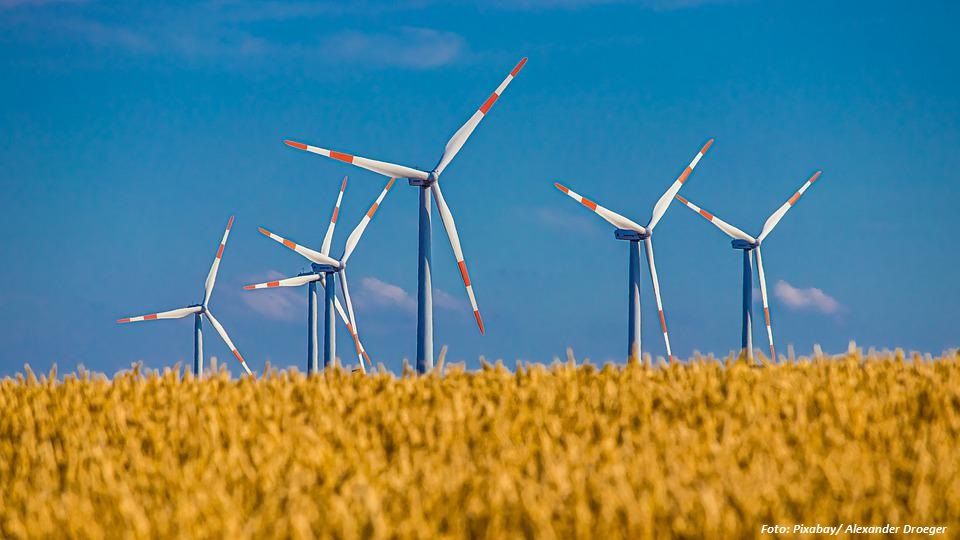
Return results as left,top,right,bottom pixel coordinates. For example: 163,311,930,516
1,351,958,539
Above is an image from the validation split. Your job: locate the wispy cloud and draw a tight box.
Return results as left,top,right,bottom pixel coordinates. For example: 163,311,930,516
532,207,605,233
0,0,85,8
1,2,467,69
357,277,416,313
479,0,735,10
433,287,466,311
356,277,463,313
320,28,465,69
239,271,306,322
774,279,841,315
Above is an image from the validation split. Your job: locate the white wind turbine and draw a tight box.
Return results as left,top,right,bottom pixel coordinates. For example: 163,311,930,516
117,216,254,376
284,57,527,373
246,177,396,373
554,139,714,361
674,170,823,361
244,177,372,373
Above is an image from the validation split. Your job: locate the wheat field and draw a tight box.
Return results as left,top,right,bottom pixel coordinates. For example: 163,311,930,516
1,350,958,539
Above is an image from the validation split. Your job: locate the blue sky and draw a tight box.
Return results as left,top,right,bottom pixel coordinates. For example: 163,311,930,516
1,0,958,375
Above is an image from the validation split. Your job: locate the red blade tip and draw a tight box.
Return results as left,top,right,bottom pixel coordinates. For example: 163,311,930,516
511,57,528,77
117,318,130,324
554,182,569,193
227,215,235,229
702,138,715,152
284,140,308,150
474,310,485,335
243,285,255,290
257,227,270,236
675,194,688,204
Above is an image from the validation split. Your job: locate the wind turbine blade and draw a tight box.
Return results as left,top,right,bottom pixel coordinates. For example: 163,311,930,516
643,238,674,361
674,195,756,243
554,183,646,233
284,140,429,181
117,305,201,323
258,227,340,267
431,181,484,334
243,274,320,290
337,269,366,373
321,177,348,256
321,274,372,367
757,170,823,243
202,216,235,307
433,57,527,176
204,310,253,377
647,139,714,231
341,178,396,263
754,246,775,360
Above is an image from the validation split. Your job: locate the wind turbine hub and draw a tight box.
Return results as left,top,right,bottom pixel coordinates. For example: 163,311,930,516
408,172,438,187
311,263,340,274
615,229,650,241
731,239,758,251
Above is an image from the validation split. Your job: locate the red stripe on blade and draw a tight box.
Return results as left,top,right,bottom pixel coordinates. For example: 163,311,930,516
331,207,339,223
788,192,801,205
677,167,693,184
699,209,714,220
366,203,379,218
283,239,297,249
267,281,280,288
284,140,308,150
216,245,224,259
458,261,471,286
764,307,771,326
479,93,499,114
330,150,353,163
658,310,667,332
581,198,598,211
511,57,527,76
232,350,244,362
144,314,158,320
474,310,485,335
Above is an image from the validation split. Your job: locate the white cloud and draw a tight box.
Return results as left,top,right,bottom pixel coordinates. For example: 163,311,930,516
357,277,417,313
532,207,604,233
356,277,463,313
0,0,85,8
774,279,840,314
239,271,306,322
433,287,466,311
319,28,465,69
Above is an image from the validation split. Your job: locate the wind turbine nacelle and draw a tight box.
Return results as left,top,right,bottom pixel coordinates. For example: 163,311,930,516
731,239,758,251
311,263,339,274
615,229,650,241
408,174,437,187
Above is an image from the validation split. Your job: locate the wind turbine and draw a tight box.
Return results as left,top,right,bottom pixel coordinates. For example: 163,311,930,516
553,139,714,362
243,177,372,374
246,177,396,373
674,170,823,361
117,216,254,377
284,57,527,373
